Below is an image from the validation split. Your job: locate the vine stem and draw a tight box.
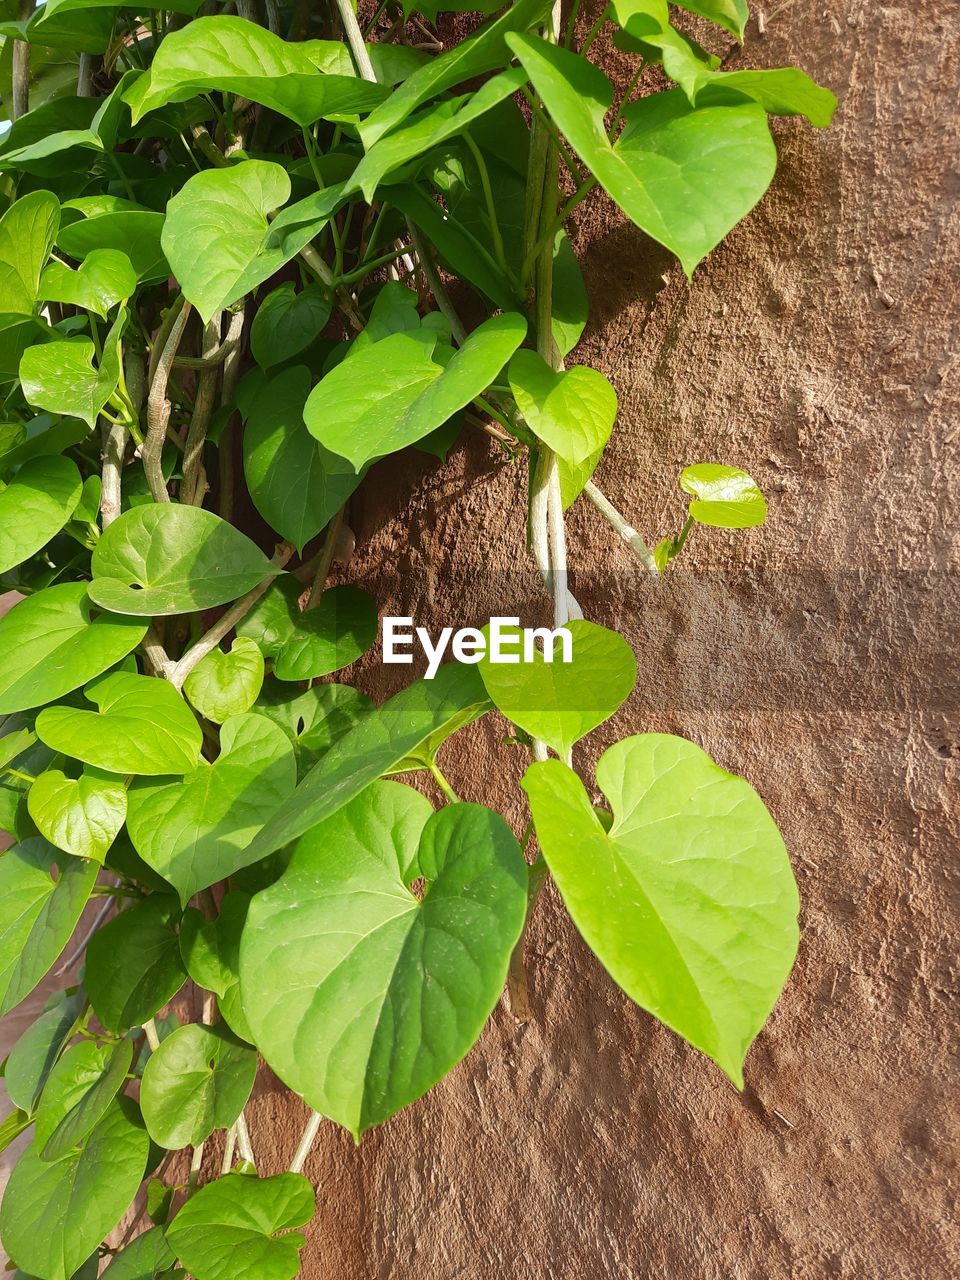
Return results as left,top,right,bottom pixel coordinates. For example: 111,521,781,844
220,1123,238,1175
53,895,114,976
144,295,191,503
582,480,659,575
181,312,222,506
288,1111,323,1174
11,1,33,122
235,1110,256,1169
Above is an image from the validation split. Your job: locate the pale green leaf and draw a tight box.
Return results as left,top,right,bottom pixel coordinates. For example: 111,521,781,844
236,578,377,682
39,249,137,318
100,1226,182,1280
27,767,127,862
0,455,82,575
0,191,59,320
679,462,767,527
509,350,616,466
35,1037,132,1162
673,0,748,39
58,211,168,284
183,637,264,725
84,895,186,1033
19,306,126,427
4,990,84,1112
141,1023,257,1150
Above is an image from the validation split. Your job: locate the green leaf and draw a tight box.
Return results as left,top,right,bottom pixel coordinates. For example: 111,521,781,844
507,35,777,276
0,583,148,715
129,15,388,127
526,739,799,1085
84,895,186,1033
242,790,526,1138
183,637,264,725
552,232,588,358
250,282,331,370
4,989,84,1112
126,713,297,906
0,455,82,575
100,1226,182,1280
478,619,636,759
244,662,490,860
39,249,137,319
166,1172,315,1280
89,503,277,616
254,682,373,774
0,1097,149,1280
236,579,377,682
0,1107,32,1154
241,365,360,553
508,350,616,466
304,313,527,470
179,893,252,1042
673,0,748,39
679,462,766,527
0,191,59,321
35,1037,132,1162
360,0,551,146
58,210,168,285
19,306,126,427
141,1023,256,1151
305,39,428,84
0,837,98,1016
36,672,203,776
27,767,127,862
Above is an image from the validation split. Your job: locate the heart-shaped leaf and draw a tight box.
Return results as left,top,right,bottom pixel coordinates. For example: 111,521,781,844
303,313,527,470
523,735,800,1085
241,365,360,553
100,1225,181,1280
39,248,137,318
245,662,490,860
89,503,277,616
478,619,637,759
183,636,264,725
35,1037,132,1162
0,583,148,715
129,15,388,127
508,349,617,466
166,1172,315,1280
4,990,84,1113
508,35,777,276
0,190,59,320
0,837,98,1016
680,462,767,528
236,579,377,681
254,682,373,774
0,455,82,575
179,893,252,1042
58,209,168,284
19,305,126,427
242,788,526,1137
27,767,127,862
141,1023,257,1150
0,1098,149,1280
36,671,203,775
126,713,297,905
250,282,331,370
84,894,186,1032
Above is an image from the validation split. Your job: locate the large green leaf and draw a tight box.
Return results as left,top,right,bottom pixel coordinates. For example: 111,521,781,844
679,462,766,527
304,313,526,470
478,619,636,759
128,15,387,127
0,837,98,1016
89,503,277,616
0,1098,149,1280
183,637,264,725
254,682,373,774
0,455,82,575
36,672,203,775
0,190,59,321
166,1172,315,1280
508,351,616,466
244,662,490,860
19,306,126,427
507,35,777,276
141,1023,257,1150
242,790,525,1138
523,735,800,1085
0,583,147,715
84,895,186,1033
4,989,84,1112
34,1037,132,1162
241,365,360,553
126,713,297,905
236,578,377,682
39,249,137,319
27,767,127,862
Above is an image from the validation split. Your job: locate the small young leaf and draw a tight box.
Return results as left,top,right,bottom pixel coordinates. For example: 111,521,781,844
241,791,525,1138
19,306,126,427
478,619,637,759
89,503,277,616
0,190,59,320
84,895,186,1033
0,583,148,715
166,1171,315,1280
0,455,82,575
141,1023,257,1150
0,837,98,1017
0,1097,149,1280
250,282,331,370
58,210,168,284
126,713,297,905
254,682,373,773
237,579,377,682
28,767,127,862
39,248,138,318
508,350,616,467
179,893,252,1041
100,1224,181,1280
36,672,203,776
522,735,800,1086
4,989,84,1112
35,1037,132,1162
183,637,264,725
680,462,767,527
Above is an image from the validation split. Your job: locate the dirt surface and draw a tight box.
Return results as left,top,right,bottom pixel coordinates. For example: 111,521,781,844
3,1,957,1276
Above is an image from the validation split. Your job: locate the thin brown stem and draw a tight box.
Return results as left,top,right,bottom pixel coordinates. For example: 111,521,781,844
181,313,222,506
144,296,190,503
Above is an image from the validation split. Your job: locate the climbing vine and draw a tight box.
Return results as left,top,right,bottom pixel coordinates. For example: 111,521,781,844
0,2,833,1276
